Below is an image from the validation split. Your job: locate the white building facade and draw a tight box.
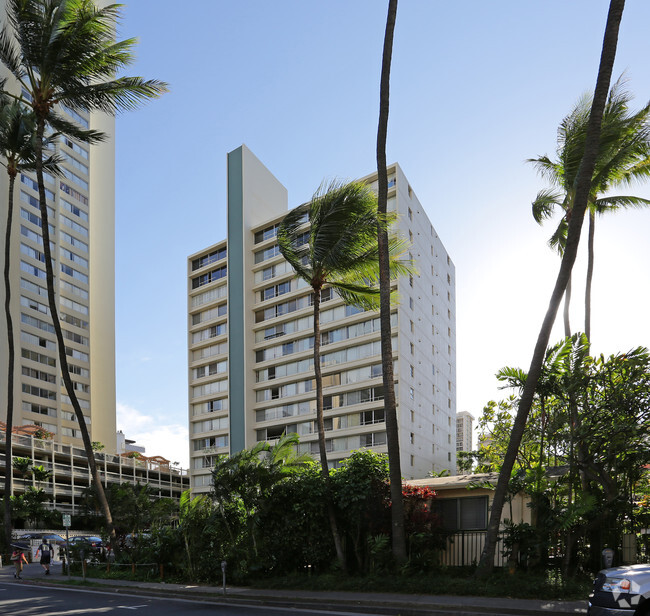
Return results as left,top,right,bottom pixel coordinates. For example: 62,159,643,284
188,146,457,493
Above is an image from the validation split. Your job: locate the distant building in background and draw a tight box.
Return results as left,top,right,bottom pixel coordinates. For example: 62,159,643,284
187,145,457,493
0,425,189,514
456,411,474,473
116,430,146,455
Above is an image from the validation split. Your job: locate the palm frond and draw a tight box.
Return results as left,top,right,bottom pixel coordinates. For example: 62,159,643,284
548,217,568,255
532,188,564,224
593,195,650,214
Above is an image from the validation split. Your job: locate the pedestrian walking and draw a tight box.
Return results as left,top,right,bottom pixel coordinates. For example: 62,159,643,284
36,539,52,574
11,546,28,579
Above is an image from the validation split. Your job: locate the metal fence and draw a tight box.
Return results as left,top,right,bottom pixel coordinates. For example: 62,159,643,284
438,530,507,568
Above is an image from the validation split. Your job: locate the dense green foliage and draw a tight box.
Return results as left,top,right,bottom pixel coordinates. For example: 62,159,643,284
465,336,650,572
74,448,441,584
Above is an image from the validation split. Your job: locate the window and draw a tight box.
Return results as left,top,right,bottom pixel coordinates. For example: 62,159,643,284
435,496,488,531
61,167,88,190
61,231,88,253
192,265,227,289
60,150,89,175
62,104,89,128
254,224,279,244
22,401,56,417
21,260,47,280
61,214,88,237
192,247,227,271
409,364,414,378
360,432,386,447
360,409,385,425
60,296,88,315
60,247,88,269
61,263,88,285
409,387,414,400
60,181,88,205
409,297,414,310
409,342,414,355
254,244,280,264
22,383,56,400
409,275,413,287
22,366,56,384
63,137,88,160
61,198,88,222
261,281,291,301
22,348,56,367
21,174,55,201
407,207,412,221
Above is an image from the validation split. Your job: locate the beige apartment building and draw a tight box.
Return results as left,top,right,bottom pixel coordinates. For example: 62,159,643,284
0,25,117,452
188,146,457,493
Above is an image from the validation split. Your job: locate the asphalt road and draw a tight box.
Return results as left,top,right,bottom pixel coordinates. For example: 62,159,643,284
0,581,381,616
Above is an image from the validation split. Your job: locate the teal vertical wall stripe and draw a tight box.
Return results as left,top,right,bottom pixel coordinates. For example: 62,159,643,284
227,147,246,454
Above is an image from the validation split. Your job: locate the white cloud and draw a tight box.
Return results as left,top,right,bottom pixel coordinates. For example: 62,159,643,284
116,402,189,469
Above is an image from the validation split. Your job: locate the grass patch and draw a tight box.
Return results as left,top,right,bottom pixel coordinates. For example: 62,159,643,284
251,568,592,601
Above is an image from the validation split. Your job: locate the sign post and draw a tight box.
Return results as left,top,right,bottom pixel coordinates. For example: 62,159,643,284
63,514,71,579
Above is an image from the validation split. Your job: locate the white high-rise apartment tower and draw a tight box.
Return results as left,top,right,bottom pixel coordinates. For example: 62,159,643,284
188,146,456,493
456,411,474,454
0,4,117,451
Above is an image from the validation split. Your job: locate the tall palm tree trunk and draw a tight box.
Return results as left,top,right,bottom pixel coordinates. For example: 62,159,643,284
476,0,626,576
585,210,595,342
312,287,346,570
32,116,115,539
376,0,407,566
3,171,16,549
563,275,572,338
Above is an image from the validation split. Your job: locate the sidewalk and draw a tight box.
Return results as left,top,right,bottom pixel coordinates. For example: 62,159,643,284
0,562,589,616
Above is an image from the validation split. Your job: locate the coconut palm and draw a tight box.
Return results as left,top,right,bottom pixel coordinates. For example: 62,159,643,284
376,0,407,566
530,79,650,341
478,0,626,575
0,0,168,537
278,180,410,571
0,99,59,550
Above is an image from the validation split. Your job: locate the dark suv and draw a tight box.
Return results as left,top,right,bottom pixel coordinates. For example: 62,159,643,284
589,564,650,615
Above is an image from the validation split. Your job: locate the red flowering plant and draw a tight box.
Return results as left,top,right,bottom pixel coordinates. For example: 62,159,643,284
402,485,440,534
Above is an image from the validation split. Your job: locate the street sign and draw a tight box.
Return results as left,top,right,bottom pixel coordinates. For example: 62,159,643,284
63,514,71,528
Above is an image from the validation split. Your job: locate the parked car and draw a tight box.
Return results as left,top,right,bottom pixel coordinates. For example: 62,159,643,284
588,564,650,615
68,536,104,552
123,532,151,548
16,533,66,547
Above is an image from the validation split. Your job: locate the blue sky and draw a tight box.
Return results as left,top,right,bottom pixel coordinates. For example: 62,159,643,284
113,1,650,467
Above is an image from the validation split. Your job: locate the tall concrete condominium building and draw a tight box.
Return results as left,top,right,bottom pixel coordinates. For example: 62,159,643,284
0,44,117,451
188,146,456,493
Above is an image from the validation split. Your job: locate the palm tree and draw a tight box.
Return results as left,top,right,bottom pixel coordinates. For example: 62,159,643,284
477,0,627,575
530,79,650,341
0,99,57,550
278,180,409,571
376,0,407,566
0,0,168,538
